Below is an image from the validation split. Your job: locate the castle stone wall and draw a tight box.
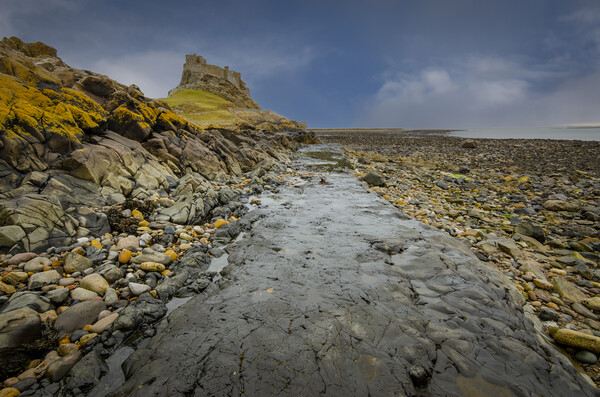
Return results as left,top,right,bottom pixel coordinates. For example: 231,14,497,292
179,54,250,96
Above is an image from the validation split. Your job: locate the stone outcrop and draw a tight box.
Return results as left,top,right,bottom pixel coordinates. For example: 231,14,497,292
0,36,306,253
169,54,258,108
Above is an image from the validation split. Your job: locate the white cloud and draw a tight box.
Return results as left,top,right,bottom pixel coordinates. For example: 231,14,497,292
361,56,600,128
86,51,184,98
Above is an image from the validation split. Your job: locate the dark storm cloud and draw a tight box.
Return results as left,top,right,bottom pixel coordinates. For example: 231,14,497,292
1,0,599,127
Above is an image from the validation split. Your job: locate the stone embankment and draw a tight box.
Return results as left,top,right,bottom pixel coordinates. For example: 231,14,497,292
0,36,314,396
319,130,600,387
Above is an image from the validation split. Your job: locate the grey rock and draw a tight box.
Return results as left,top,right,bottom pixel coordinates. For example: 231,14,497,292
0,225,26,248
46,288,70,305
104,288,119,306
1,292,53,314
572,302,599,320
46,351,82,382
63,253,93,274
0,307,42,350
543,200,580,212
362,171,385,187
98,264,124,284
28,269,61,290
64,350,108,393
129,282,151,296
514,222,545,242
23,256,51,273
54,300,106,337
575,350,597,364
70,287,98,301
539,307,561,322
131,248,173,265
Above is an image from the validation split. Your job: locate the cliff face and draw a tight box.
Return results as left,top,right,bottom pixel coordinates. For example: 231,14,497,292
0,37,301,253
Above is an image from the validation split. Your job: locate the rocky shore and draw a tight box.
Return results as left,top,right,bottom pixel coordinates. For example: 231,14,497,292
0,36,315,396
317,129,600,388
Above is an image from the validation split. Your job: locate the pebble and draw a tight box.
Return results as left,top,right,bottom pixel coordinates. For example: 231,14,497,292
70,288,98,301
80,274,109,294
128,282,151,296
575,350,598,364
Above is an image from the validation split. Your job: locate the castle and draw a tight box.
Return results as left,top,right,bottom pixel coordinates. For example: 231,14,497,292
178,54,250,96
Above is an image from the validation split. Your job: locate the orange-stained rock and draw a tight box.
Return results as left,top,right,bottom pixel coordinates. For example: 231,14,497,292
164,250,178,261
214,219,228,229
90,240,102,249
118,249,131,264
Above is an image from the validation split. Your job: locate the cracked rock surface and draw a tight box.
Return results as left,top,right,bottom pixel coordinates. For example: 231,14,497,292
112,145,599,396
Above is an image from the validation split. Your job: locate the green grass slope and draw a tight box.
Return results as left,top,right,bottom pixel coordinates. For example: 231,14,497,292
161,89,236,125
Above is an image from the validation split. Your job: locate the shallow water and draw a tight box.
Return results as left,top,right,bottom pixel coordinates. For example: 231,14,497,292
449,126,600,141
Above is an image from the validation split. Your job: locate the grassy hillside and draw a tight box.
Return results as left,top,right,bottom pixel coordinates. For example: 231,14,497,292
161,89,236,125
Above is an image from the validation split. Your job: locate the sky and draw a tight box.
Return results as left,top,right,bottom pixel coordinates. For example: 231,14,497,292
2,0,600,128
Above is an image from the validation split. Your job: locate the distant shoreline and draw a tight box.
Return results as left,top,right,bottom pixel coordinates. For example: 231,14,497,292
309,128,459,134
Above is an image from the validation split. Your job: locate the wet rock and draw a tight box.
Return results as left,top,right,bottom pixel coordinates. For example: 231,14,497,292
362,171,385,187
54,300,106,336
112,294,166,331
64,350,107,393
63,253,93,274
0,282,15,295
45,351,81,382
80,274,109,294
12,377,35,392
57,343,79,357
28,270,61,290
550,328,600,354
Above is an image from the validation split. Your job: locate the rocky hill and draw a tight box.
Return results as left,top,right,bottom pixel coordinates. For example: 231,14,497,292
0,36,313,254
0,36,318,391
163,54,306,131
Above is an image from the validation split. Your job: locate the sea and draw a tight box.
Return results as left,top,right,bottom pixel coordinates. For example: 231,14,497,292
447,126,600,141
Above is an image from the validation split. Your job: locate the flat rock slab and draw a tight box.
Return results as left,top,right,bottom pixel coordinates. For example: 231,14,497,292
112,145,599,396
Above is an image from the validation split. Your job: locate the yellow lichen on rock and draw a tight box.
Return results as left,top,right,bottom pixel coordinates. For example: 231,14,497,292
214,219,228,228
